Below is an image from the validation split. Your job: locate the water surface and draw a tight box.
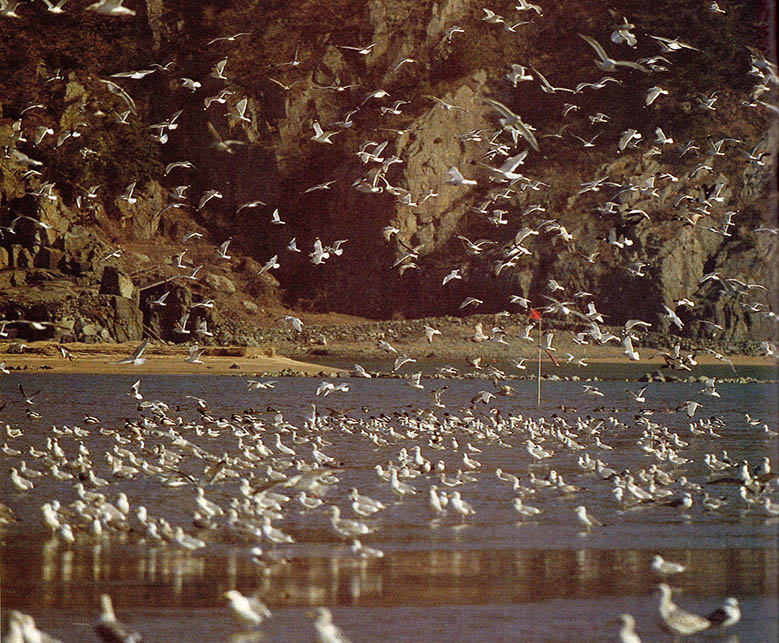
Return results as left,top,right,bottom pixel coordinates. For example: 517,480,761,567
1,373,777,641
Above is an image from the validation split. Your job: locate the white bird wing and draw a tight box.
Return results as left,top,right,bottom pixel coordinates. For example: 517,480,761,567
579,34,610,62
447,166,465,183
498,151,528,174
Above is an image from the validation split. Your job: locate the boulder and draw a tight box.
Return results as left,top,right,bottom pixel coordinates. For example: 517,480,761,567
105,295,144,342
100,266,138,300
204,272,236,295
34,247,64,270
242,300,259,313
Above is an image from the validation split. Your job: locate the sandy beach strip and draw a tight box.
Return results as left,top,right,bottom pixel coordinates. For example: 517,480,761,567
0,338,773,377
0,342,346,376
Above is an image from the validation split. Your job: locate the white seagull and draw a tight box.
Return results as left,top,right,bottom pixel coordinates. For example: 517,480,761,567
281,315,303,333
198,189,223,211
447,165,477,186
574,505,602,533
312,607,352,643
116,338,149,365
311,121,338,144
651,554,686,577
662,305,684,329
86,0,136,16
95,594,142,643
224,590,271,629
706,597,741,629
216,238,231,260
579,34,651,72
622,335,640,361
656,583,711,636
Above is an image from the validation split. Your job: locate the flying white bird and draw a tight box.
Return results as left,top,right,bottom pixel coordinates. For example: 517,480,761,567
216,238,231,260
115,339,149,365
663,305,684,329
622,335,640,361
311,121,338,144
579,34,651,72
310,238,330,264
258,255,280,275
281,315,303,333
447,165,477,186
87,0,135,16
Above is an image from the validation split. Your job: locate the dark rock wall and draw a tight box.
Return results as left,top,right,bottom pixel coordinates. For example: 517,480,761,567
0,0,777,344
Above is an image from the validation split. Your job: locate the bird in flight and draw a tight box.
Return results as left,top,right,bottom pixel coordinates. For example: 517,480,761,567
87,0,136,16
116,339,149,365
579,34,651,72
18,383,42,405
447,166,477,186
311,121,338,144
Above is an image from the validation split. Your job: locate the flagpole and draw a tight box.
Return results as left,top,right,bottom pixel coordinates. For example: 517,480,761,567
537,316,542,406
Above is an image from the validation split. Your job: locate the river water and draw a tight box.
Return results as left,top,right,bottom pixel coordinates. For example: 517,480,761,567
1,371,778,641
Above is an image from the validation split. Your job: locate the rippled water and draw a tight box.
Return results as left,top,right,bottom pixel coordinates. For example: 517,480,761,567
1,372,778,641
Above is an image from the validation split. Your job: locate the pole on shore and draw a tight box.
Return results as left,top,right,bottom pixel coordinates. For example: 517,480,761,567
537,315,542,406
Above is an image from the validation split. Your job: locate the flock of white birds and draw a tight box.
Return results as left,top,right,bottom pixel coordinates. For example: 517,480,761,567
1,0,777,357
1,364,778,641
1,1,778,642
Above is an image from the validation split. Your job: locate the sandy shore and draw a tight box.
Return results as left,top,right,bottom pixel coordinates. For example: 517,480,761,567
1,328,774,377
0,342,345,376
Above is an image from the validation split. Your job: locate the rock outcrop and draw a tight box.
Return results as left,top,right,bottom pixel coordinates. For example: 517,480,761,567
0,0,776,347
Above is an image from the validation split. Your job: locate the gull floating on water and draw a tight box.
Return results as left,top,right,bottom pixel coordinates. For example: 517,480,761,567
95,593,141,643
651,554,686,577
312,607,352,643
616,613,641,643
656,583,711,636
224,589,271,629
706,597,741,628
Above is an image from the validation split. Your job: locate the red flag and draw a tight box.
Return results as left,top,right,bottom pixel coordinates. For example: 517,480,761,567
529,309,541,321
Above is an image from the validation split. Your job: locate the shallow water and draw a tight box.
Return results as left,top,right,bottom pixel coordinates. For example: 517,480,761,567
1,373,778,641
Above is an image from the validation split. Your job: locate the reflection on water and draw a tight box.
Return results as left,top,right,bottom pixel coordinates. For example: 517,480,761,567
3,537,778,641
4,536,777,610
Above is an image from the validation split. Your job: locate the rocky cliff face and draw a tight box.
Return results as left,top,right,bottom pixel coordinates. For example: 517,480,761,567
0,0,777,346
